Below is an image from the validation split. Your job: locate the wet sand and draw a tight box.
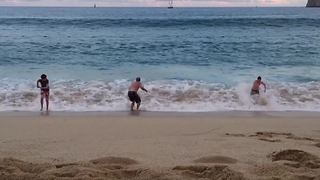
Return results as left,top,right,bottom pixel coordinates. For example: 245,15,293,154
0,111,319,179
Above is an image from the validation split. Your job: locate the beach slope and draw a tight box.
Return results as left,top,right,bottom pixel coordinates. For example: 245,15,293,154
0,112,319,179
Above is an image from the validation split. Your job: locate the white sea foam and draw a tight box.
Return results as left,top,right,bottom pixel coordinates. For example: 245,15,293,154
0,78,320,112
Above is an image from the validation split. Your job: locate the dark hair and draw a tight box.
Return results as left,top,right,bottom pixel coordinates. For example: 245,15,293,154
257,76,261,80
136,77,141,82
41,74,47,79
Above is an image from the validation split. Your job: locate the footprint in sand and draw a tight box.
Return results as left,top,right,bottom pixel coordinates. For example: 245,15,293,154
249,132,287,142
193,156,238,164
286,135,320,142
225,133,246,137
292,174,320,180
250,131,320,144
0,158,53,174
252,163,319,180
0,158,53,179
251,163,290,177
268,149,320,169
253,132,292,137
252,150,320,179
90,156,138,166
257,138,281,143
0,156,145,180
173,165,247,180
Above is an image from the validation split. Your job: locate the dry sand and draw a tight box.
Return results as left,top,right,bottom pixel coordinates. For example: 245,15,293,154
0,111,320,179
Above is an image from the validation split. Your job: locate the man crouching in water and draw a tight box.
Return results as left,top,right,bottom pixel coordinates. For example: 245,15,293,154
128,77,148,111
251,76,266,95
37,74,50,111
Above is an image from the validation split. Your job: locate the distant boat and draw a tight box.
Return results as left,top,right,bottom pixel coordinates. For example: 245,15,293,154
93,4,96,8
168,0,173,8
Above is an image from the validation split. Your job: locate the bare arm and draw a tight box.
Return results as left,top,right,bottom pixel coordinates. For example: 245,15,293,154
36,80,41,88
261,81,266,92
37,80,49,90
141,87,148,92
140,83,148,92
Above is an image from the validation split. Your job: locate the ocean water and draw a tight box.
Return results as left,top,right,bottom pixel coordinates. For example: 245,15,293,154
0,7,320,112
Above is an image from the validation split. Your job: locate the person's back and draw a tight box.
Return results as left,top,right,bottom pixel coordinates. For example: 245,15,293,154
127,77,148,111
129,81,143,92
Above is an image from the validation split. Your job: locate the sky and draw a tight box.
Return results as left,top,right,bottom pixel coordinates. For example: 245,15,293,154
0,0,307,7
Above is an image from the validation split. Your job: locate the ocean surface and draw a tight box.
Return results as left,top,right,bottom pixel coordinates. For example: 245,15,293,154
0,7,320,112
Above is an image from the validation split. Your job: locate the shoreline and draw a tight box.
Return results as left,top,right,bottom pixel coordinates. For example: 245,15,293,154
0,110,320,118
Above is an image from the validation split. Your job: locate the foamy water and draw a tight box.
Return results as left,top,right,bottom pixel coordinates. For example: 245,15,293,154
1,79,320,112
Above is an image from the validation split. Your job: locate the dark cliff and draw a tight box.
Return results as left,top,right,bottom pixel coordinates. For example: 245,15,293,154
306,0,320,7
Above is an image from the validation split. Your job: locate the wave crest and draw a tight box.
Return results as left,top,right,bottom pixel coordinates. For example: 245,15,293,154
0,79,320,112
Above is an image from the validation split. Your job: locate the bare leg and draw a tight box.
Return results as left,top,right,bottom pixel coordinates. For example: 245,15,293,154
131,102,134,111
45,96,49,111
137,103,140,110
40,97,43,111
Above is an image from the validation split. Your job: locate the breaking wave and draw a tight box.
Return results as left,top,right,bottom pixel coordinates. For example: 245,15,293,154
0,79,320,112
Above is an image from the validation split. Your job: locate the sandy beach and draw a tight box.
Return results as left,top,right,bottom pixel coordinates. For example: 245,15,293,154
0,111,319,179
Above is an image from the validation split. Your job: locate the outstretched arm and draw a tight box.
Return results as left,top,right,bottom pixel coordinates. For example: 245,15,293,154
36,80,41,88
261,81,266,92
141,87,148,92
139,83,148,92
